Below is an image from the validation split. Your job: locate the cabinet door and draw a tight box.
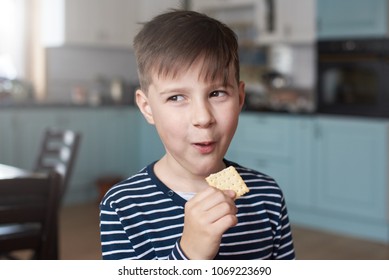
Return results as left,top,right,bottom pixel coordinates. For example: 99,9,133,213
315,117,388,222
93,108,138,176
0,111,17,165
230,152,295,202
64,0,98,46
228,114,314,209
65,0,138,47
191,0,263,45
231,113,293,158
137,112,165,169
192,0,315,45
3,108,140,204
137,0,183,22
94,0,139,48
289,117,315,209
191,0,257,10
10,110,58,170
317,0,388,39
43,0,139,48
56,108,139,204
273,0,315,44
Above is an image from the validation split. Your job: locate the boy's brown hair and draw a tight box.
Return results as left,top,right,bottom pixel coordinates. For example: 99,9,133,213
133,10,240,92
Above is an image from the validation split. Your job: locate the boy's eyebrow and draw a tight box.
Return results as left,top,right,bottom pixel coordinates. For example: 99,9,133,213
158,86,191,95
158,83,235,95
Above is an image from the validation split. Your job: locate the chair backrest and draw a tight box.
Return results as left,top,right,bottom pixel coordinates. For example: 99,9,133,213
34,128,81,199
0,171,61,259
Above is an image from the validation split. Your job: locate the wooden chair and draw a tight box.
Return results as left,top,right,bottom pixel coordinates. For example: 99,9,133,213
0,171,61,259
34,128,81,200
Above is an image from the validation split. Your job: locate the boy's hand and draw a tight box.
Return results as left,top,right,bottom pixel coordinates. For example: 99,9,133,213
180,187,238,259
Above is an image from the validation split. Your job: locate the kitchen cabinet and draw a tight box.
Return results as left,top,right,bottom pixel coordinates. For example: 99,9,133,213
137,116,165,168
310,116,389,240
191,0,315,45
0,107,140,205
137,0,184,22
42,0,139,48
317,0,389,39
0,111,17,165
227,113,313,208
229,113,389,243
42,0,183,48
7,110,58,170
261,0,315,44
42,0,138,48
2,108,389,242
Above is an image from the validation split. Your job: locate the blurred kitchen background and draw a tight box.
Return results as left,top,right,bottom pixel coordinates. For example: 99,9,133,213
1,0,389,259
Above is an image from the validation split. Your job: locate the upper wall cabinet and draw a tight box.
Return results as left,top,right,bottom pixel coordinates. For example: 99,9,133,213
136,0,183,22
191,0,315,45
42,0,139,48
41,0,183,48
317,0,389,39
263,0,315,44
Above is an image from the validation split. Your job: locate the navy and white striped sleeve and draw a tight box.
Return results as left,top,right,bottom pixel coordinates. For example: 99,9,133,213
168,240,190,260
100,199,189,260
100,201,137,260
273,194,295,260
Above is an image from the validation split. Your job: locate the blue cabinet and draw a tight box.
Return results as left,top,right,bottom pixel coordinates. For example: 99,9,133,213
229,113,389,243
2,108,389,242
0,111,17,165
315,117,387,221
137,113,165,169
317,0,388,39
0,107,140,205
308,116,389,241
228,113,313,210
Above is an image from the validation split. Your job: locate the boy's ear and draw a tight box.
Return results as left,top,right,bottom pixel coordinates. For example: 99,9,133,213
238,81,246,110
135,89,155,125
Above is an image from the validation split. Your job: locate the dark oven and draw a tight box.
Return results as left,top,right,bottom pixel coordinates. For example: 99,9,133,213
317,38,389,118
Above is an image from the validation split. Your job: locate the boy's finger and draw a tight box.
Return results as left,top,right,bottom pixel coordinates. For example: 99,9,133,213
223,189,237,199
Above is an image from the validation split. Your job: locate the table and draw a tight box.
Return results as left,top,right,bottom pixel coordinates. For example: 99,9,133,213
0,164,31,179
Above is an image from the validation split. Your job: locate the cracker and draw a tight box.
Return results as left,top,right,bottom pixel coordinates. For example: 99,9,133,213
205,166,249,198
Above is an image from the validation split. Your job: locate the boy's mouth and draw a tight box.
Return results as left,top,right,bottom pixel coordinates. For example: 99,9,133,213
192,141,216,154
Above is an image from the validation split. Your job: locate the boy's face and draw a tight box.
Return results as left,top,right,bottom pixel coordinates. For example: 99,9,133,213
136,59,245,178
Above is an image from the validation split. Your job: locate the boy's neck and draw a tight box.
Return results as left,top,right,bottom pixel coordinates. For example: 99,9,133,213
153,155,225,193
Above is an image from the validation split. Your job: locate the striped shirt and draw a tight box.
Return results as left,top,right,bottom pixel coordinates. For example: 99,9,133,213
100,160,295,260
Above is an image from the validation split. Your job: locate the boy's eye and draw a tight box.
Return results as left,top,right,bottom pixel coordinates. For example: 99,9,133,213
210,90,227,98
167,95,184,102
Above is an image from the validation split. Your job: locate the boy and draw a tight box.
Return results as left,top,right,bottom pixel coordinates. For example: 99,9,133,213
100,10,295,260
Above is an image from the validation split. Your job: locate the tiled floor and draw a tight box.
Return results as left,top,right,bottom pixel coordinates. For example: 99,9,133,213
59,202,389,260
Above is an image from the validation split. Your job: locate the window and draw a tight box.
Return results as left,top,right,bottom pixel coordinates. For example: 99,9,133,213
0,0,26,79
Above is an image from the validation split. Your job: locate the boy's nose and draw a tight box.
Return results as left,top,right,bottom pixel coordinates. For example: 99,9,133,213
191,101,215,128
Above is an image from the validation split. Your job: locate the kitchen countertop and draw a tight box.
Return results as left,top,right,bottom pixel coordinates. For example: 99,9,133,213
0,101,135,109
1,101,316,115
2,101,388,120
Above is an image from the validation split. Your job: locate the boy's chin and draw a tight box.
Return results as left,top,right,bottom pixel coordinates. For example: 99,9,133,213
188,159,226,176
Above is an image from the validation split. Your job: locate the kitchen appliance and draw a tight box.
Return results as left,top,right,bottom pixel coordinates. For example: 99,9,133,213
317,38,389,117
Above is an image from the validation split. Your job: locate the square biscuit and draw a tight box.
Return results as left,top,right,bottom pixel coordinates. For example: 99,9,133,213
205,166,249,198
